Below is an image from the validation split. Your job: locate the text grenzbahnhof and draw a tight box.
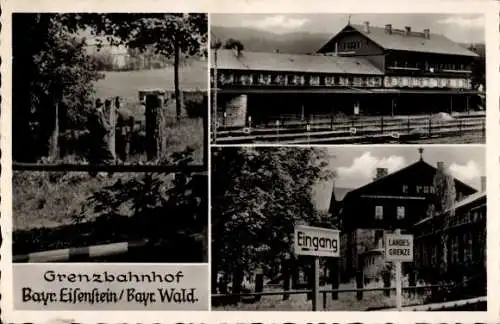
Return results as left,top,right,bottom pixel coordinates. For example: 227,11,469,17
43,270,185,284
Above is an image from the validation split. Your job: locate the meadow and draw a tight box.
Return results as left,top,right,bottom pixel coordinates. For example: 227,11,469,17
94,59,207,103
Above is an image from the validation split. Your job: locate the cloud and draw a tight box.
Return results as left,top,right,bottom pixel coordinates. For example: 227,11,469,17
242,15,309,31
449,160,481,182
337,152,406,187
437,16,484,29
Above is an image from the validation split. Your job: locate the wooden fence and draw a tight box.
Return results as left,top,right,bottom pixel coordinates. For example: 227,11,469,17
212,271,484,310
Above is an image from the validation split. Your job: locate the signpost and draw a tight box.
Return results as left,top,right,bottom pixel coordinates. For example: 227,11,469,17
385,230,413,311
294,225,340,311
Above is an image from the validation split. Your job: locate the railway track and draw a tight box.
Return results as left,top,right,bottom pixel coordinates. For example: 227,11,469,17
214,115,485,144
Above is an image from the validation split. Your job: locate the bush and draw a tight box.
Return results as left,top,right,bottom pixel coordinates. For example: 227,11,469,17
13,148,207,262
183,91,207,118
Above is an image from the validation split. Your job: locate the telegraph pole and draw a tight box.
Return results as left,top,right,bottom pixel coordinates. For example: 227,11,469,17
212,33,219,143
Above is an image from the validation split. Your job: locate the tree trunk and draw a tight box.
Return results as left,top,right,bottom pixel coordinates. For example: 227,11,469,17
174,42,181,121
50,97,60,160
145,94,166,160
441,234,448,276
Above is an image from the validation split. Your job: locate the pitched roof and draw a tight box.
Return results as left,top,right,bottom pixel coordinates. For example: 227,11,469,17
211,49,383,75
319,24,478,57
447,190,486,212
328,187,353,213
333,187,353,202
413,191,485,226
343,159,477,200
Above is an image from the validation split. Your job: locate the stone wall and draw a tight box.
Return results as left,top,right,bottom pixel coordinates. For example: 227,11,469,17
220,94,248,127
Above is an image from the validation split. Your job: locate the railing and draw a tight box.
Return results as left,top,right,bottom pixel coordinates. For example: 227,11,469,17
214,113,486,144
212,273,485,310
13,162,206,173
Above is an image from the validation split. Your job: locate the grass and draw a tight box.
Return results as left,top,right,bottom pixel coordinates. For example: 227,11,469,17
13,170,152,231
92,63,207,163
213,281,427,311
94,59,207,103
12,168,207,261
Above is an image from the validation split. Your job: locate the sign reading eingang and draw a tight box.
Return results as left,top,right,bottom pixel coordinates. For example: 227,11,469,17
293,225,340,257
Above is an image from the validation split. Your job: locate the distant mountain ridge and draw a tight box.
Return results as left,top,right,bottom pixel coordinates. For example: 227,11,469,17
211,25,485,57
211,26,332,54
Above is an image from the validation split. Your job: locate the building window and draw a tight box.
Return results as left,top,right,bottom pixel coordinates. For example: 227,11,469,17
431,244,437,266
402,185,409,193
451,236,459,264
464,233,472,263
397,206,405,220
309,75,320,86
375,206,383,220
422,243,428,266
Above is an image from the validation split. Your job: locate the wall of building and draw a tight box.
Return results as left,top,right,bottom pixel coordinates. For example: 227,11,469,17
362,252,385,280
385,51,474,79
413,194,486,284
336,33,385,57
218,94,248,127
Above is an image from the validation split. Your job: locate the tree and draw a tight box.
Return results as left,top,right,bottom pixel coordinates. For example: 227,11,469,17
211,147,334,293
86,14,208,121
433,164,456,277
12,13,104,162
223,38,244,52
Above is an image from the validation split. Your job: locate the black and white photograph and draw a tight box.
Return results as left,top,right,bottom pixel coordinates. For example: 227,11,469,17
210,14,486,144
211,146,486,311
11,13,208,263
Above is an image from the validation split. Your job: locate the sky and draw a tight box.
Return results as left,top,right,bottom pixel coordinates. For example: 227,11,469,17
313,146,486,211
211,13,485,43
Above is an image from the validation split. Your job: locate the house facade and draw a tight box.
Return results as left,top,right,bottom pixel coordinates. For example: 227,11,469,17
330,152,478,280
212,22,482,128
413,188,486,284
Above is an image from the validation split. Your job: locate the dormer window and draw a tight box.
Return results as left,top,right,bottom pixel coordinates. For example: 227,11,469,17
397,206,405,220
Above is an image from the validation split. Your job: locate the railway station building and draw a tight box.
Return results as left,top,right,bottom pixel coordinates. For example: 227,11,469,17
211,22,482,128
328,150,484,282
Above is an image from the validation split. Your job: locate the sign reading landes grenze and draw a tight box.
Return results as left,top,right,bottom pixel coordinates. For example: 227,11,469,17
385,234,414,262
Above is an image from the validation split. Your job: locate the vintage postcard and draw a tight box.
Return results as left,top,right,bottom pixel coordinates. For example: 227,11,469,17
1,0,499,323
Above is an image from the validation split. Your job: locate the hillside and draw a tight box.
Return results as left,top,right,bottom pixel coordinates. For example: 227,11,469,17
211,25,485,57
211,26,332,54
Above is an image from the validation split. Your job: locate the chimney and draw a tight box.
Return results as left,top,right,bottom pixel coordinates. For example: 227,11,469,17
232,45,242,57
364,21,370,33
480,176,486,192
437,161,445,172
404,26,411,36
423,28,430,39
374,168,388,181
385,24,392,34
